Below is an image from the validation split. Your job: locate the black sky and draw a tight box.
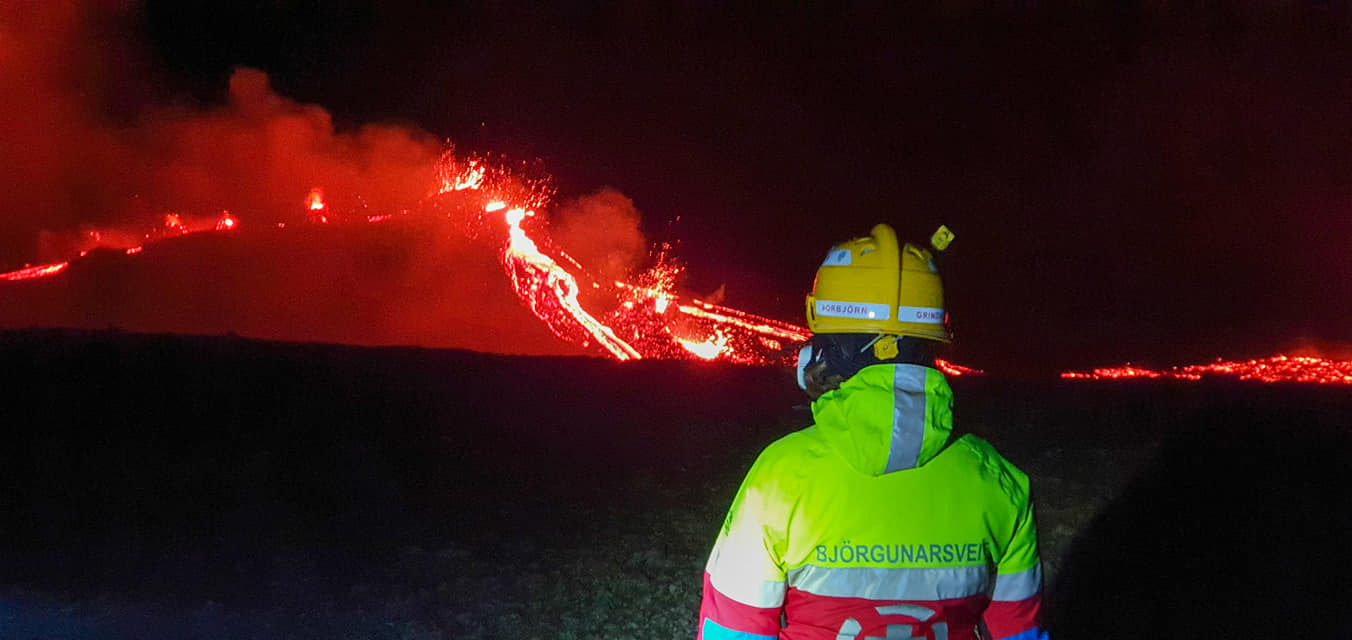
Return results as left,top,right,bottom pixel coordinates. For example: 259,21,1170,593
66,3,1352,370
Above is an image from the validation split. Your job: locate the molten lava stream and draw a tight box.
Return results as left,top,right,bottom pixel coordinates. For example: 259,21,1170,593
499,206,641,360
0,262,69,281
1060,355,1352,385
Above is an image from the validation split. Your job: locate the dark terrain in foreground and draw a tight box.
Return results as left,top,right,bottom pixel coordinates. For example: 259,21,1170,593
2,329,1350,639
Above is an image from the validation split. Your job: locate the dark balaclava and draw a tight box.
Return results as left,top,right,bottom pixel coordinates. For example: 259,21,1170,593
796,333,942,400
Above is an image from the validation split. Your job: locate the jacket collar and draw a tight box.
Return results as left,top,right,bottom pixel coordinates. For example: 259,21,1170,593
809,363,954,476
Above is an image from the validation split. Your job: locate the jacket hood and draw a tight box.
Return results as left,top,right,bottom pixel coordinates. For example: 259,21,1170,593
809,363,954,476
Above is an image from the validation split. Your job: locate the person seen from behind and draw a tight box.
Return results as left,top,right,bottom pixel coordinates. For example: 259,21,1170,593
697,223,1047,640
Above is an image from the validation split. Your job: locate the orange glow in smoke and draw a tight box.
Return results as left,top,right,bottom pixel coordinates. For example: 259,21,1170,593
215,213,237,231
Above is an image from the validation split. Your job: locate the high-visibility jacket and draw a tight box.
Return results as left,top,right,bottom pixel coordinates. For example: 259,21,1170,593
698,364,1047,640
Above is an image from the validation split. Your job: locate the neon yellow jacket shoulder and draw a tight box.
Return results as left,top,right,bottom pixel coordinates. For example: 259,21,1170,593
698,364,1046,640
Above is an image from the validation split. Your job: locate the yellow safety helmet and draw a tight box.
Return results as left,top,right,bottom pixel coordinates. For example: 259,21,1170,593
805,223,954,344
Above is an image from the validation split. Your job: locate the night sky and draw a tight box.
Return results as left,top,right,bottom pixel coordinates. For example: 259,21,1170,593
7,3,1352,373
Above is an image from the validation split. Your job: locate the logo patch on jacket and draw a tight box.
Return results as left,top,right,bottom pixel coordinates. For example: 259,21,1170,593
815,541,985,565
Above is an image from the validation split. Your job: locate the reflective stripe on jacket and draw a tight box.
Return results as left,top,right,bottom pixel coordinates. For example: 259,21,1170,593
698,364,1047,640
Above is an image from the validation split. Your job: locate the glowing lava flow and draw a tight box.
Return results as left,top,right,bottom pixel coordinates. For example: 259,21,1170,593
1,262,69,281
428,152,809,364
935,359,982,377
676,328,732,360
498,205,642,360
1061,355,1352,385
0,211,241,283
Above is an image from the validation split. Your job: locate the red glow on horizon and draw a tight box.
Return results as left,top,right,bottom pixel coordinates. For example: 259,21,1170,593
0,262,69,281
1060,355,1352,385
935,359,982,377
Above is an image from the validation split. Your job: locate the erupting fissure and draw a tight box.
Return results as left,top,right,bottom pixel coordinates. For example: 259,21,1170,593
2,150,811,365
3,150,1348,382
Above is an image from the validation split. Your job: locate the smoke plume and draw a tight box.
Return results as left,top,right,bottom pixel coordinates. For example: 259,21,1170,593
0,4,623,355
548,188,648,285
0,3,441,262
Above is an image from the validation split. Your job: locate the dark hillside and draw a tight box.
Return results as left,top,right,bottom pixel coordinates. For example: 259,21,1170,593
1,328,799,567
2,329,1350,638
1045,402,1352,639
1,329,804,637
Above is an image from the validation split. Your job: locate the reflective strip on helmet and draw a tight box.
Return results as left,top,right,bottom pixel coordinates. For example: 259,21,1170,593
814,299,891,321
787,564,989,600
896,306,945,324
822,248,852,266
